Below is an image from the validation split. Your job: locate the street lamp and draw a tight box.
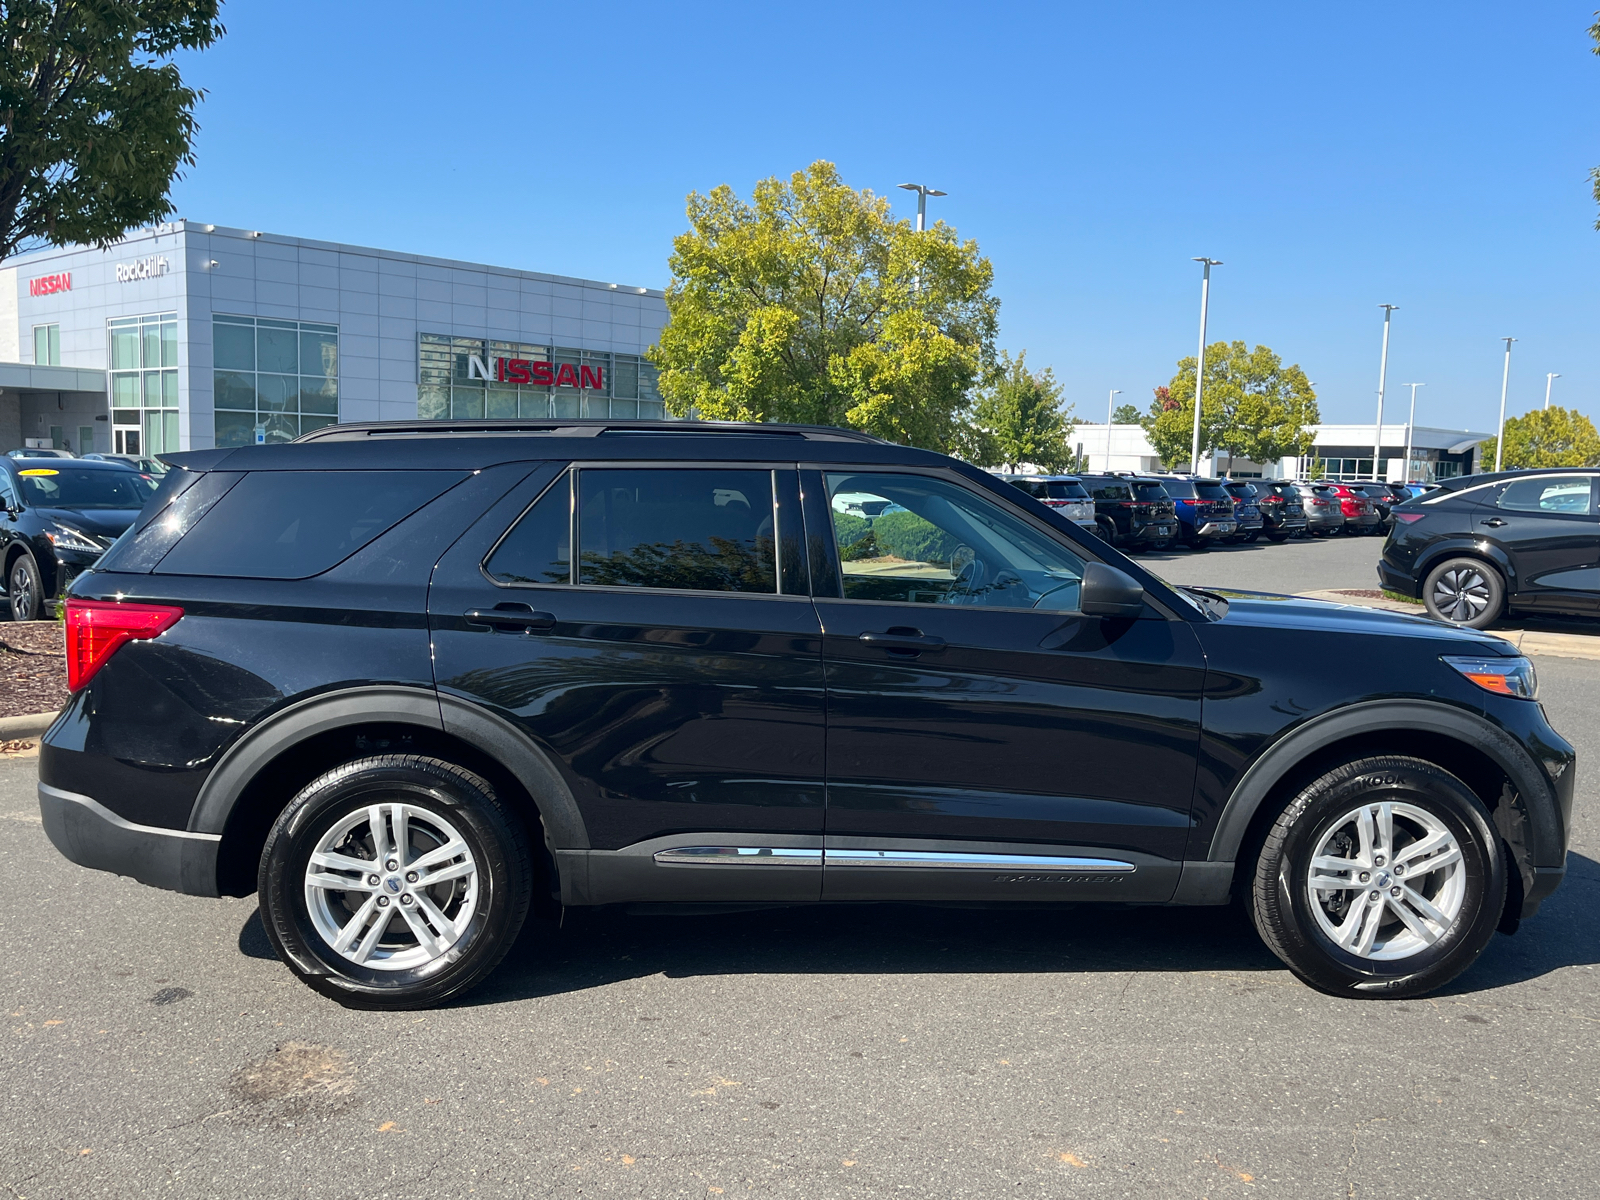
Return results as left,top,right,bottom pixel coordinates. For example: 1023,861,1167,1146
1105,389,1121,469
1373,305,1398,479
1190,258,1222,474
1495,337,1516,472
1545,372,1561,410
897,183,947,232
1402,383,1425,484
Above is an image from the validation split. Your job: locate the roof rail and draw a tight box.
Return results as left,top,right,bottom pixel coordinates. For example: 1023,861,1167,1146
292,418,890,445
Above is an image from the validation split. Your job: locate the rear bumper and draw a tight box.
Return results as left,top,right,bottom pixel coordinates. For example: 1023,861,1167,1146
39,782,219,897
1195,520,1237,538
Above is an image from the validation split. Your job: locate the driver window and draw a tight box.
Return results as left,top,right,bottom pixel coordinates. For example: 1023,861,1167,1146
824,472,1085,612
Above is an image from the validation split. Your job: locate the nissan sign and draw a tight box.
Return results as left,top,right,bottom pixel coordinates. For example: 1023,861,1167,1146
28,272,70,296
467,354,603,390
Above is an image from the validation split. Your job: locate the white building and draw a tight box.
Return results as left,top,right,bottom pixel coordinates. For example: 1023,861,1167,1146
1070,421,1489,482
0,221,669,456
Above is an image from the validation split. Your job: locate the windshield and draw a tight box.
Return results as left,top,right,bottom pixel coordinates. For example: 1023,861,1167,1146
15,466,158,509
1089,481,1132,500
1132,482,1169,502
1194,482,1230,501
1043,480,1088,500
1159,479,1195,499
1225,483,1257,499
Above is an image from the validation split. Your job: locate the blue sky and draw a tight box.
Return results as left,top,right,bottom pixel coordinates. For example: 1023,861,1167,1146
169,1,1600,433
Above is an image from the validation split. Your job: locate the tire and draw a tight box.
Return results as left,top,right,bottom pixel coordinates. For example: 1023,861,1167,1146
1421,556,1504,629
1096,519,1117,544
8,552,44,622
1242,531,1260,544
1251,755,1505,999
1266,531,1289,543
258,755,534,1010
1182,537,1207,551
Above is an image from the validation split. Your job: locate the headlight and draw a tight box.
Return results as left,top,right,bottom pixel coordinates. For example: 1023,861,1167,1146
1442,655,1538,700
44,525,104,555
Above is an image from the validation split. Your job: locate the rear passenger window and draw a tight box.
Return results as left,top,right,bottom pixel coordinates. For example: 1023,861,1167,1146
153,470,467,579
577,468,776,594
484,473,572,585
1497,477,1594,515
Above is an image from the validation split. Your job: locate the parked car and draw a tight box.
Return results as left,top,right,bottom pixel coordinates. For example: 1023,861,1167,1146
1379,467,1598,628
1077,474,1179,548
1293,482,1346,535
1318,482,1382,535
5,447,74,459
997,474,1098,534
1219,480,1265,543
40,419,1571,1008
82,452,168,475
1344,481,1398,530
1,457,160,620
1256,481,1310,541
1150,475,1236,549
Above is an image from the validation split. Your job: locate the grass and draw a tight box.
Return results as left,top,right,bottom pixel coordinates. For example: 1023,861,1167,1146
1382,589,1424,606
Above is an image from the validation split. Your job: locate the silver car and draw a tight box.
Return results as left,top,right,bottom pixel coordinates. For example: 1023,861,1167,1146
997,474,1099,534
1293,482,1346,535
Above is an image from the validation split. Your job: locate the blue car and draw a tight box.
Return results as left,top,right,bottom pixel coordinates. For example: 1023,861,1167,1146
1220,479,1265,543
1145,475,1237,550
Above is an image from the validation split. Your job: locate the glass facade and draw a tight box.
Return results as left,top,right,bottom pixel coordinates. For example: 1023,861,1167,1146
417,334,664,422
108,313,179,456
33,323,60,365
213,314,339,446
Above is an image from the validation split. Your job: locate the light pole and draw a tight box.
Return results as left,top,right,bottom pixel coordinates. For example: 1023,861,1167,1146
1105,389,1121,470
1402,383,1425,484
1373,304,1398,479
897,182,946,232
1190,258,1222,474
1495,337,1516,471
1545,372,1560,410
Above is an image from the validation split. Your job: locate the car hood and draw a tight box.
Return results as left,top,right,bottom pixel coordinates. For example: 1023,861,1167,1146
31,507,140,540
1193,589,1519,654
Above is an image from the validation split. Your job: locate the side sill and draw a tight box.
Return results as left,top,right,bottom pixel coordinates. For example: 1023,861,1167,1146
40,783,220,897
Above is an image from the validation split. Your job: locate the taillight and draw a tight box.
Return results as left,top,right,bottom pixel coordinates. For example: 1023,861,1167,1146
65,598,184,691
1394,511,1425,524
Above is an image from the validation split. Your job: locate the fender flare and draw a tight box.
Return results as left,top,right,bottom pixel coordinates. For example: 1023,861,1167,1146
1205,699,1562,871
1413,539,1515,589
188,685,589,850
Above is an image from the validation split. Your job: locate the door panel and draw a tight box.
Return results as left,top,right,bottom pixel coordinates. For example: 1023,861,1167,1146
1480,475,1600,613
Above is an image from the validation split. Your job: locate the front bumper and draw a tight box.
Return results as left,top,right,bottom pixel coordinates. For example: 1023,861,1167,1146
39,782,219,896
1376,559,1416,596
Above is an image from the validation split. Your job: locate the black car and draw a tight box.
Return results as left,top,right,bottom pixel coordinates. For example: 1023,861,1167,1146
1256,481,1310,541
39,420,1572,1009
1380,467,1599,628
1,457,160,621
1076,474,1178,548
1345,481,1397,530
1219,480,1265,543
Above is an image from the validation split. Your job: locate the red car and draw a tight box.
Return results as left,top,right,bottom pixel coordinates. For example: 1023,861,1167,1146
1317,482,1382,535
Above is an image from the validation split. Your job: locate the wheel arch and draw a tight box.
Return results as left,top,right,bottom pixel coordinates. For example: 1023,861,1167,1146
1414,540,1515,590
189,686,588,898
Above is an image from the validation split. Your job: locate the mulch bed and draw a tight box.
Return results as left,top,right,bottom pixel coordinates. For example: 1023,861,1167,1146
0,621,67,719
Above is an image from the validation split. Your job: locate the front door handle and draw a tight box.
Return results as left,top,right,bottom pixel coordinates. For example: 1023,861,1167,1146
1480,517,1508,528
464,603,556,632
859,628,947,654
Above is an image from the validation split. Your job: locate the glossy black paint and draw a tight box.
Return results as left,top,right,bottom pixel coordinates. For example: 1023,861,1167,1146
34,422,1576,926
1379,469,1600,617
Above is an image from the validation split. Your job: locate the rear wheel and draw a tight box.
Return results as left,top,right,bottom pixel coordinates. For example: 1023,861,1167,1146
1242,531,1261,544
1251,755,1505,998
258,755,533,1010
1096,518,1117,544
1266,530,1289,543
1421,557,1504,629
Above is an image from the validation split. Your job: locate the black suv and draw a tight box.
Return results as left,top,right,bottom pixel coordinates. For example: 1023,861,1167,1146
1380,467,1599,628
39,421,1572,1008
1,457,160,621
1256,481,1310,541
1077,474,1178,548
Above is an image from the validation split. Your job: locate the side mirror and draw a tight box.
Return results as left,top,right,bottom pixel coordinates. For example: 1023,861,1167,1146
1079,562,1146,618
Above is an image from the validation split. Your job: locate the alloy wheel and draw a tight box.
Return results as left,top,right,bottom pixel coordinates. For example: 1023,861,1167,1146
303,802,480,971
1306,800,1466,960
10,560,36,622
1430,566,1491,622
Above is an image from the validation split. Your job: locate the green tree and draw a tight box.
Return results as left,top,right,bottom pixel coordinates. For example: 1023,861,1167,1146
969,350,1074,471
1480,406,1600,469
649,160,999,453
1111,402,1142,424
0,3,224,261
1145,341,1319,470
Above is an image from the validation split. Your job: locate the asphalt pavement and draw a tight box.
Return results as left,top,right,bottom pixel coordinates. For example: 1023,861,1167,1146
1132,530,1389,596
2,651,1597,1199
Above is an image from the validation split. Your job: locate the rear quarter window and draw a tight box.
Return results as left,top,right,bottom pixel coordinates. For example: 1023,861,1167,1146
152,470,468,579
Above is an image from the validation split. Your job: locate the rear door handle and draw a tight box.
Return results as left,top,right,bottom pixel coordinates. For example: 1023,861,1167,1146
464,604,556,632
859,629,947,654
1480,517,1508,528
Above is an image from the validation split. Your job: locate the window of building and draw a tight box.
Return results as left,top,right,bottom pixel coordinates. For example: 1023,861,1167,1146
108,313,178,455
417,335,665,423
33,323,60,366
212,315,339,447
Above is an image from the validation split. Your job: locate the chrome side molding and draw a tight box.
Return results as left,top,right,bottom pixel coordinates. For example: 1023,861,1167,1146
653,846,1136,873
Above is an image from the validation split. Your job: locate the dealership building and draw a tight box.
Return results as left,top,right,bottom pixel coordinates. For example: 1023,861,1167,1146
0,221,670,456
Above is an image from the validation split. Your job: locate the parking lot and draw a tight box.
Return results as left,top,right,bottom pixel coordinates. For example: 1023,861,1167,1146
3,532,1597,1199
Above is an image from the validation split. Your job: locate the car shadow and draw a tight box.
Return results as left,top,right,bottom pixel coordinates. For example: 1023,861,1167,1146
234,853,1600,1003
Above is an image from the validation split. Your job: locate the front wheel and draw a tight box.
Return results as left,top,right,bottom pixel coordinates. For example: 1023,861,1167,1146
258,755,533,1009
1251,755,1505,998
8,552,44,622
1422,556,1504,629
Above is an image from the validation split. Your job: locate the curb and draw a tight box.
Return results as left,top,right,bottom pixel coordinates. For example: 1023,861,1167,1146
0,711,57,740
1294,590,1600,662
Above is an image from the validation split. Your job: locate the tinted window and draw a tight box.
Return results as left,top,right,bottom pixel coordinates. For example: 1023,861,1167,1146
1159,479,1196,499
1044,480,1089,500
1089,481,1132,501
1497,476,1594,515
485,473,572,585
577,468,776,594
0,472,14,507
14,465,158,509
825,472,1086,612
155,470,466,579
1132,482,1169,501
1194,482,1230,501
1224,482,1257,499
